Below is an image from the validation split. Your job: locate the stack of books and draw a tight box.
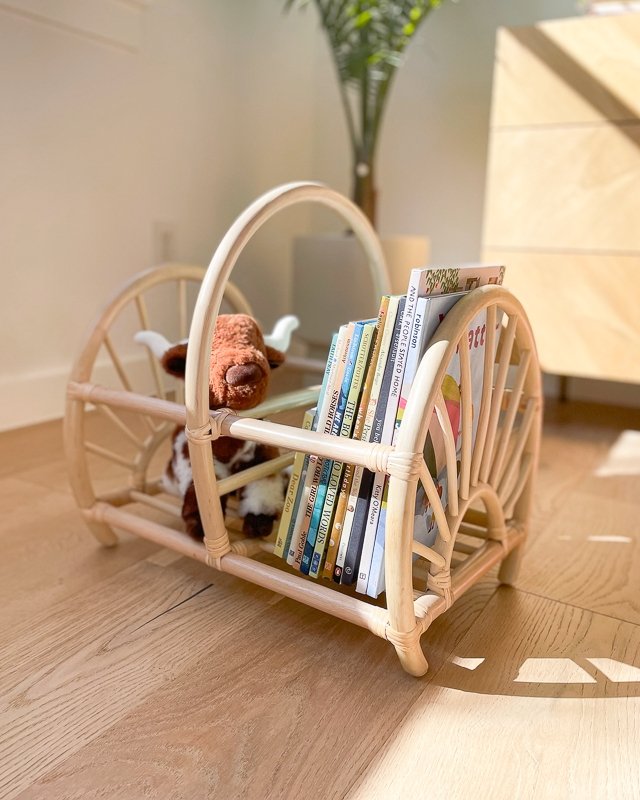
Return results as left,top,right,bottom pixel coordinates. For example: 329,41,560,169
273,264,505,598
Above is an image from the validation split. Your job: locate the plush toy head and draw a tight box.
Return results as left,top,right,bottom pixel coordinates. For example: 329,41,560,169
135,313,299,411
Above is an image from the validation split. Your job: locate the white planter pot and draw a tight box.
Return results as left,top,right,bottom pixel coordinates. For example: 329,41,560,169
292,233,430,347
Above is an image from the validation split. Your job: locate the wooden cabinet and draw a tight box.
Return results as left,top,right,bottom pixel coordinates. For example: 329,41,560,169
483,14,640,384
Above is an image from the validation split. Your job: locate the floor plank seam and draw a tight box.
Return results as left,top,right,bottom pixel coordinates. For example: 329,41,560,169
510,584,640,628
337,583,502,800
8,473,75,498
131,583,215,632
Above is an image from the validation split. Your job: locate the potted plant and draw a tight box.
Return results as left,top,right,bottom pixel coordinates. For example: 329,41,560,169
285,1,449,345
285,0,447,228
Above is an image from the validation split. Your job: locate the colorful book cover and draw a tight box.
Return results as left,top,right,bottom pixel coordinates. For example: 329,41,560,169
412,307,502,547
285,332,339,565
345,297,406,587
396,265,505,433
288,324,352,569
274,406,316,558
309,320,376,579
335,295,402,583
367,268,505,597
322,297,389,580
301,321,364,574
366,292,464,597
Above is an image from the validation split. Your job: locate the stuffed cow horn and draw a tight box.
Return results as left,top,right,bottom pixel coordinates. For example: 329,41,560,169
133,330,174,360
134,314,299,360
263,315,299,352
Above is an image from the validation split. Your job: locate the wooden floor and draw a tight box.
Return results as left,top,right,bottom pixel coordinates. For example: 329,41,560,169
2,400,640,799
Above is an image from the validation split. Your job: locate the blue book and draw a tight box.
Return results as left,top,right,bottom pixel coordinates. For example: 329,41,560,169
300,321,366,574
285,333,338,564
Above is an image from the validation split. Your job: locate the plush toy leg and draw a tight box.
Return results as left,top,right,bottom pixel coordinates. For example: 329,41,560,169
242,512,277,538
182,480,227,540
237,444,285,538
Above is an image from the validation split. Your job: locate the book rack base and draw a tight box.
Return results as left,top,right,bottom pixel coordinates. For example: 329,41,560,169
65,183,542,677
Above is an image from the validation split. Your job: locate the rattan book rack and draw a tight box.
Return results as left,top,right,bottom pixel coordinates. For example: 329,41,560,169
65,182,542,677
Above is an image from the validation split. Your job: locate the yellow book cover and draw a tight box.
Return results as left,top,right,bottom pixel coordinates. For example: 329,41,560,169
321,296,389,579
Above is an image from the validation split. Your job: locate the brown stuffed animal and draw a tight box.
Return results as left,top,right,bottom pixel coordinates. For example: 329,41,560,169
135,313,299,539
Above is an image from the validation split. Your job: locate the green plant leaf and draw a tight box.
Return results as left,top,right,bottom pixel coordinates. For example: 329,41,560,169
283,0,451,169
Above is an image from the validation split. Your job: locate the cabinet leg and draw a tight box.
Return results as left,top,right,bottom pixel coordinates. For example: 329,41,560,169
498,541,524,585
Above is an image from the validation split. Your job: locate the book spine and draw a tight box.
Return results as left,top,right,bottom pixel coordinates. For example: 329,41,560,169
366,479,389,598
285,333,338,565
333,309,394,582
339,297,403,585
301,323,363,574
333,464,364,582
397,295,430,434
309,322,375,579
355,295,412,592
322,463,353,579
299,458,332,575
345,297,405,587
323,299,389,580
273,407,316,558
371,291,470,596
289,324,352,570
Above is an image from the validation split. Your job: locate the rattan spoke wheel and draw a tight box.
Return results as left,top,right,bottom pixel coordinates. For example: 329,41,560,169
64,263,252,546
385,286,542,675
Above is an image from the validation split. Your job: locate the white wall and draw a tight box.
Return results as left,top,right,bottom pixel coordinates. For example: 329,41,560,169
303,0,639,407
0,0,318,431
1,0,634,431
306,0,579,257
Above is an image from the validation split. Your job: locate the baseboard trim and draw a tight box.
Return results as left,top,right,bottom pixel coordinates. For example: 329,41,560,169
1,353,159,433
543,373,640,408
3,362,638,434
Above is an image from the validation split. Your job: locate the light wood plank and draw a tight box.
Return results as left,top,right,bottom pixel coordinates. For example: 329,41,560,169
14,579,497,800
519,489,640,625
492,16,640,127
344,590,640,800
485,251,640,384
0,478,156,638
484,124,640,253
0,559,280,799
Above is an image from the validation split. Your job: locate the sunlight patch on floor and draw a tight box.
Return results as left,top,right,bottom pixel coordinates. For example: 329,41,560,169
595,430,640,477
587,658,640,683
554,534,632,544
514,658,596,684
451,656,485,670
587,535,633,543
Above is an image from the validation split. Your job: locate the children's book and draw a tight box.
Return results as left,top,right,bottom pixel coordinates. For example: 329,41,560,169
395,265,505,434
322,299,388,580
365,292,465,596
336,296,402,584
412,307,502,546
309,320,376,579
366,265,505,597
301,321,366,575
274,406,316,558
284,331,340,565
289,324,353,570
348,296,407,588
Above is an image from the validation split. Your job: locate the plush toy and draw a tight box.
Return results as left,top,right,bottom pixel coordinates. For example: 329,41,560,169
135,313,299,540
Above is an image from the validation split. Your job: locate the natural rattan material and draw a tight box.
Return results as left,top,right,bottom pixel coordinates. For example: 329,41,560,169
65,183,542,677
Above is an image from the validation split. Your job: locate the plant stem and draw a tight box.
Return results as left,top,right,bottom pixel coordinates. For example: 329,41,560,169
352,162,376,227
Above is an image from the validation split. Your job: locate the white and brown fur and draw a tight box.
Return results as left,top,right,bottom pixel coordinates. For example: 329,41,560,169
163,428,284,539
135,313,299,540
